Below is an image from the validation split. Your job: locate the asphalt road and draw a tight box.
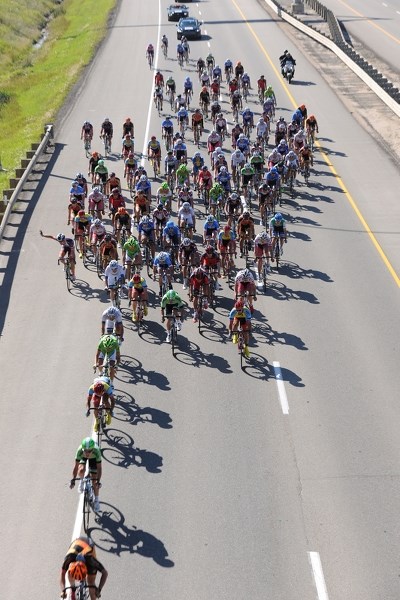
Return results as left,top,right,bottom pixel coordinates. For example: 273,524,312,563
1,0,400,599
321,0,400,73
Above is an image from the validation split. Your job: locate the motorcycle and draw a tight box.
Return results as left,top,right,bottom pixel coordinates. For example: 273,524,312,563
283,61,295,84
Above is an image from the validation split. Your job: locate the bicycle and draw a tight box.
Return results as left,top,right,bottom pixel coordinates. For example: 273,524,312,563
154,94,163,113
101,134,111,157
83,135,91,158
59,257,74,291
260,255,270,292
149,154,160,179
147,51,154,69
302,162,310,185
163,314,180,355
88,402,109,448
286,168,296,198
197,294,209,331
133,297,146,331
141,240,153,277
62,584,97,600
161,40,168,58
71,476,99,532
193,123,201,147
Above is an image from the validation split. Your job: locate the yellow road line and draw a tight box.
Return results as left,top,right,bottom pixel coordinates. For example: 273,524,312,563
337,0,400,45
230,0,400,287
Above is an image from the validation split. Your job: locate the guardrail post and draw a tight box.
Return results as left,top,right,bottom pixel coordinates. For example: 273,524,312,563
292,0,304,13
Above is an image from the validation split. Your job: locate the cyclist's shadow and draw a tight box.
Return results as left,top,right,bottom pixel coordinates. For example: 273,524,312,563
102,428,163,473
90,503,174,567
115,393,173,429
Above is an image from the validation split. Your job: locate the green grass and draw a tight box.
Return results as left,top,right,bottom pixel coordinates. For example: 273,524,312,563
0,0,117,194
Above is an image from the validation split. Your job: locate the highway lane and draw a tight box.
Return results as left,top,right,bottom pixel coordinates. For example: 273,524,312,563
321,0,400,73
1,0,400,598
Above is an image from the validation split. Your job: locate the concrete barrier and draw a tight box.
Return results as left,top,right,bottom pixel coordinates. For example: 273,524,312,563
263,0,400,118
0,124,53,243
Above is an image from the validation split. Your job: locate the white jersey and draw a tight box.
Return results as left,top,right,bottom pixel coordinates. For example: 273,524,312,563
231,151,245,167
88,190,104,203
256,121,268,136
208,132,221,145
178,207,195,226
101,307,123,324
90,223,106,236
104,264,125,286
255,233,271,246
235,270,255,283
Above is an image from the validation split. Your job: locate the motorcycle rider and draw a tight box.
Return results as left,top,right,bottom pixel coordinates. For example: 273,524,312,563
279,50,296,78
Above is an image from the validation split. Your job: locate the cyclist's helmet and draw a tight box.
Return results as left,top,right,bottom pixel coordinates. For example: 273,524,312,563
128,152,134,158
239,133,245,139
157,203,164,210
165,290,179,301
106,306,118,319
140,175,147,182
78,210,85,217
151,135,156,141
207,215,214,223
94,219,101,226
182,202,191,210
102,335,117,350
68,561,88,581
98,159,105,166
202,165,208,171
267,85,273,91
183,237,191,247
224,225,231,233
118,207,127,215
161,182,169,190
235,300,244,310
194,151,201,157
105,233,112,242
166,220,175,229
193,267,204,279
141,215,150,224
220,166,227,172
127,236,137,245
275,212,283,221
158,252,169,263
109,260,119,270
231,192,239,200
93,381,105,394
259,231,269,242
242,268,252,281
57,233,65,242
270,167,279,174
206,245,214,253
132,273,141,283
76,172,84,179
243,211,250,217
81,437,95,451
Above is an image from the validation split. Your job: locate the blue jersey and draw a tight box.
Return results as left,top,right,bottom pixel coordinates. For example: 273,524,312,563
162,119,173,129
266,171,280,185
163,224,180,238
204,219,219,232
138,221,155,235
136,180,151,193
177,108,188,120
154,254,172,268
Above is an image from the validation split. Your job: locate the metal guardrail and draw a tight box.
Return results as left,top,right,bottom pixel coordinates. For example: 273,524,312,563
0,124,53,244
264,0,400,116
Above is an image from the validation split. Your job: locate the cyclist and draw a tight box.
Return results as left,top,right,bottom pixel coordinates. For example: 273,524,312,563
67,196,84,226
176,161,190,188
264,84,276,104
114,206,131,247
70,437,102,512
249,149,264,183
241,71,251,90
122,117,134,138
166,75,176,98
99,232,118,271
292,106,304,128
86,378,115,429
256,116,269,146
89,218,106,256
231,89,242,117
189,267,211,322
177,105,189,136
228,299,252,358
108,187,126,226
123,235,142,280
74,172,88,196
134,178,151,212
212,64,222,82
216,166,232,195
100,117,113,147
146,43,154,63
257,75,267,97
240,162,255,195
298,143,313,173
138,215,156,261
121,133,134,159
93,159,108,188
191,150,204,189
284,149,299,182
234,268,257,313
200,245,222,291
207,130,221,158
104,259,125,305
162,115,174,143
161,33,168,55
184,76,193,99
192,109,204,140
81,120,93,142
94,333,120,382
60,536,108,600
156,182,173,212
147,135,162,171
40,231,76,280
237,211,255,256
197,56,206,74
199,86,210,111
154,251,174,297
215,112,227,139
275,116,287,145
88,151,101,183
224,58,233,80
154,70,164,88
87,186,105,220
161,289,184,342
218,225,236,272
154,85,164,111
70,180,85,204
258,182,274,221
101,305,123,337
179,237,200,289
231,122,243,149
174,137,187,163
177,40,185,63
269,212,287,258
164,150,178,184
178,201,196,238
206,52,215,71
306,114,319,138
224,191,241,229
128,273,149,322
73,210,92,258
162,220,181,256
254,231,272,280
105,171,121,195
234,60,244,80
198,165,213,199
267,147,283,170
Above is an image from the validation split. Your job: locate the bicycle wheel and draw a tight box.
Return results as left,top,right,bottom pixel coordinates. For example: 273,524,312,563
83,486,91,532
65,263,72,291
274,241,280,269
171,322,177,356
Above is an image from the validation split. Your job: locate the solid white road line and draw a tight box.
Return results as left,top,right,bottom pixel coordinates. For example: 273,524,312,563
141,0,162,165
273,361,289,414
309,552,330,600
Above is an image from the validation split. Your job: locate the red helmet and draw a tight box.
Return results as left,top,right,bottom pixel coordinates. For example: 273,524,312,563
93,382,105,395
78,210,85,217
235,300,244,310
133,274,141,283
118,207,127,215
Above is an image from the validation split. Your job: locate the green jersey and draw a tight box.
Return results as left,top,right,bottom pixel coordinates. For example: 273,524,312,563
123,238,140,258
210,184,224,201
161,294,183,309
241,165,255,176
98,335,119,355
75,446,102,463
176,164,189,183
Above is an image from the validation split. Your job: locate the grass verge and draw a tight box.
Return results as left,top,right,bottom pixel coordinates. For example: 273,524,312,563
0,0,117,195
